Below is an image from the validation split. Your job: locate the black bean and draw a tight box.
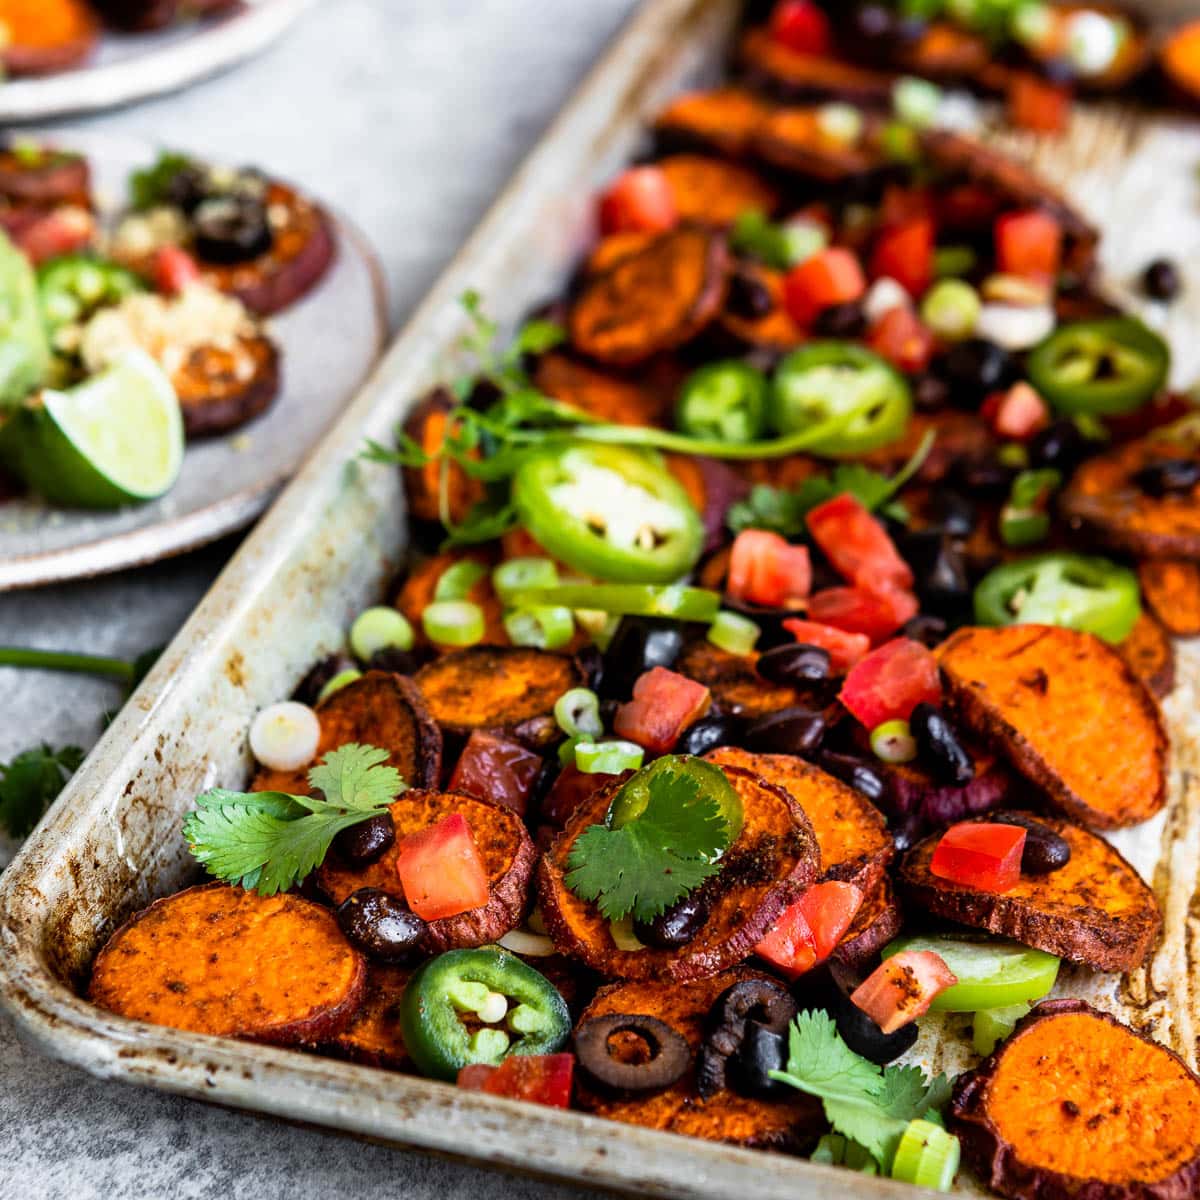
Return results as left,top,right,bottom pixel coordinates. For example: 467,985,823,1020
163,163,211,214
367,646,424,675
1029,419,1089,473
926,486,975,537
756,642,832,688
812,300,866,339
743,706,826,756
901,614,949,649
677,714,742,757
633,890,711,949
910,703,975,786
334,812,396,868
728,265,775,319
818,750,888,806
335,888,427,963
599,617,685,700
899,531,970,616
940,339,1019,407
947,453,1014,498
1142,258,1182,302
1132,458,1200,498
193,194,273,264
913,373,951,413
992,812,1072,874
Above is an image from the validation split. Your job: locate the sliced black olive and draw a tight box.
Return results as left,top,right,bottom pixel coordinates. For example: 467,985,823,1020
991,811,1071,874
927,487,975,538
1029,419,1089,474
291,653,356,706
696,977,796,1099
574,1013,691,1094
743,706,826,756
910,702,975,786
728,265,774,319
898,531,970,617
193,194,273,265
940,339,1019,407
334,812,396,868
677,714,742,758
1132,458,1200,499
728,1023,790,1099
818,750,888,806
633,890,711,949
756,642,832,688
1142,258,1182,302
599,617,685,700
812,300,866,339
335,888,427,963
163,162,211,215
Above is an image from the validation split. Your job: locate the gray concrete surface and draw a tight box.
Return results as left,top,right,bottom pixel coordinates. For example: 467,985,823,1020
0,2,637,1195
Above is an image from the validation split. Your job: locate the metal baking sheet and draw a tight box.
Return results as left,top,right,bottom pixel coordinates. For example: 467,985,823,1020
1,2,1197,1196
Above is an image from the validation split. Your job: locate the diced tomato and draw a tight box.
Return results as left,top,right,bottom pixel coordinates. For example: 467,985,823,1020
395,812,489,921
807,587,909,642
614,666,711,755
937,182,1002,232
988,382,1050,441
995,209,1063,282
839,637,941,729
806,493,913,593
154,244,201,295
542,764,624,827
449,730,544,817
727,529,812,608
879,185,934,229
866,305,935,374
782,619,871,671
783,247,866,326
851,950,958,1034
598,166,678,236
769,0,831,55
8,205,95,265
756,880,863,980
457,1054,575,1108
869,218,934,299
930,822,1026,894
1007,72,1071,135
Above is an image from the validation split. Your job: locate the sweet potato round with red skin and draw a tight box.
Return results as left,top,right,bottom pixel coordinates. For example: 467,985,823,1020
704,747,892,895
174,333,281,438
0,147,91,209
675,640,806,719
830,876,903,970
568,226,730,366
657,154,779,227
253,670,442,796
937,625,1167,831
538,764,819,983
89,883,366,1044
1119,611,1176,700
199,181,336,316
321,963,411,1070
949,999,1200,1200
0,0,98,77
316,789,535,953
574,967,823,1151
653,87,772,159
899,812,1161,972
1138,559,1200,638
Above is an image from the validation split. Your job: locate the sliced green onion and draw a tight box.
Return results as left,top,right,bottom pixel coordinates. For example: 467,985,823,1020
507,583,720,622
934,245,977,279
504,605,574,650
1011,467,1062,509
1011,1,1053,48
434,559,488,602
780,217,828,267
493,556,559,605
317,668,363,703
1000,506,1051,547
880,120,921,164
870,719,917,764
893,76,942,129
554,687,604,739
608,916,647,952
816,103,864,146
558,736,582,767
890,1119,960,1191
996,442,1029,470
973,1002,1033,1056
811,1134,878,1174
707,610,760,656
422,600,486,647
574,607,621,650
575,739,644,775
920,279,981,342
349,606,414,660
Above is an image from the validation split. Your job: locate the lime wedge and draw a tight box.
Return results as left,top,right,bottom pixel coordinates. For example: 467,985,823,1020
0,349,183,508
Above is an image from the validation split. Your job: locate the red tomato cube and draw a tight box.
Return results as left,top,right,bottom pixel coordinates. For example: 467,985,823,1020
995,209,1063,281
990,381,1050,441
930,822,1027,894
11,205,95,266
769,0,831,55
839,637,942,729
598,166,678,236
869,217,934,298
1007,72,1071,134
727,529,812,608
781,619,871,671
851,950,958,1034
805,492,913,593
807,587,907,643
457,1054,575,1108
866,305,935,374
395,812,490,921
154,244,201,295
783,247,866,326
449,730,544,817
757,880,864,979
614,666,711,755
755,903,816,981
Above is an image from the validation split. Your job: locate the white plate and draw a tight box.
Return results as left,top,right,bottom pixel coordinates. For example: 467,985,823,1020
0,0,314,123
0,130,388,591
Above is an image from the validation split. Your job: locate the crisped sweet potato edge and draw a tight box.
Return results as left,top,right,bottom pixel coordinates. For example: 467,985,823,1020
1119,610,1176,699
1138,558,1200,638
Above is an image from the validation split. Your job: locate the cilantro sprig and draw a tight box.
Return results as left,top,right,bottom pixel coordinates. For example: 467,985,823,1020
563,761,730,923
0,744,84,840
184,744,405,896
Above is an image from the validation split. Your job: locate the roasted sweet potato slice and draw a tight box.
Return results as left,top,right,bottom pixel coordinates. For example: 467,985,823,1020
1163,19,1200,108
899,813,1161,972
738,28,894,104
937,625,1167,830
831,877,903,970
675,640,805,720
753,107,888,183
414,646,584,738
584,231,657,277
200,181,336,316
705,747,892,895
396,550,508,649
893,22,992,82
0,0,98,76
253,670,442,796
316,789,535,952
950,999,1200,1199
858,410,994,484
1138,558,1200,637
715,263,803,353
322,963,411,1070
1061,434,1200,558
1119,611,1176,699
400,389,484,525
539,765,818,983
532,352,673,427
88,883,366,1043
657,154,779,227
567,226,729,366
0,146,91,209
574,968,822,1151
173,333,281,438
653,87,772,159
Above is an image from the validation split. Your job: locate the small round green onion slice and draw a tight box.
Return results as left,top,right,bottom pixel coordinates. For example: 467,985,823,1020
554,687,604,739
893,76,942,129
920,279,981,342
507,583,720,623
575,739,645,775
972,1002,1033,1057
870,719,917,764
249,701,320,772
317,668,363,703
890,1119,960,1192
349,606,415,660
493,557,559,605
504,605,574,650
434,559,488,602
558,736,582,767
816,102,864,146
707,610,760,656
422,600,486,647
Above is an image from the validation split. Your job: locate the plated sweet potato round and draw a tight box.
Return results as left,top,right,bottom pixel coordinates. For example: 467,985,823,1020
173,333,281,438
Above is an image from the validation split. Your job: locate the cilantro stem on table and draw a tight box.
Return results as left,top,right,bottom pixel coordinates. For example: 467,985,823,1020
0,645,162,690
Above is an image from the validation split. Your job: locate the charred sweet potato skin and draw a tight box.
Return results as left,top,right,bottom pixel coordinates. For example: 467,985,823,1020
88,883,366,1044
538,765,819,982
899,813,1161,972
950,999,1200,1200
316,789,535,952
653,87,771,159
574,968,822,1150
1119,612,1176,699
1138,559,1200,638
174,333,281,438
704,746,892,895
675,640,805,719
656,154,779,226
937,625,1167,830
253,670,442,796
831,877,903,969
321,963,411,1070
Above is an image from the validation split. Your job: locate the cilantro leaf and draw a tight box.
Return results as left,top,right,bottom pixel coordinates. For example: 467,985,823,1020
129,151,195,211
0,744,84,839
307,743,404,811
777,1011,884,1103
563,763,728,923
